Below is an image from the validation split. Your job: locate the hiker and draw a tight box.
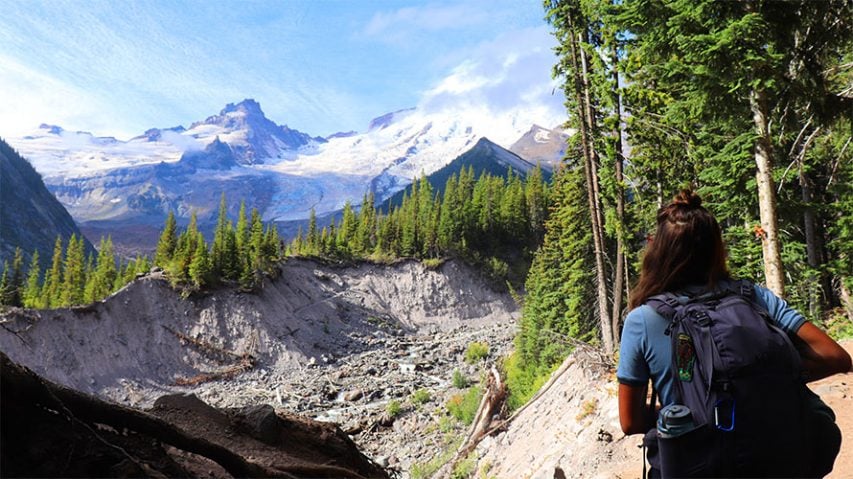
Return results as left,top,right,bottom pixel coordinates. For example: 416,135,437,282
617,189,851,478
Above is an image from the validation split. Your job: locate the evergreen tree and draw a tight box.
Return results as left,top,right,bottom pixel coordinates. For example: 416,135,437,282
189,234,212,287
155,211,178,267
212,193,230,276
0,262,9,305
3,248,25,307
43,237,64,308
23,251,42,308
85,236,117,303
60,234,86,306
517,161,595,378
306,207,318,254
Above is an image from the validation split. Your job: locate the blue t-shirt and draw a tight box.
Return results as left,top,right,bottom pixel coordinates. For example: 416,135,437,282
616,283,806,406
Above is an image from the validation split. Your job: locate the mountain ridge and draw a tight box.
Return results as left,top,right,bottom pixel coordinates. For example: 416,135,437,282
8,100,571,254
0,138,95,267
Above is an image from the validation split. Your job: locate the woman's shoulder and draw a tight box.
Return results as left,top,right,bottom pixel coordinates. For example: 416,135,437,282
624,304,662,326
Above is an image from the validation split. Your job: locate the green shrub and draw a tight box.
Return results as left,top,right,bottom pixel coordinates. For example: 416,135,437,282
422,258,445,269
410,436,462,479
411,388,431,406
824,308,853,341
386,399,402,418
487,256,509,280
452,369,469,389
452,452,477,479
464,342,490,364
503,352,552,411
446,386,483,425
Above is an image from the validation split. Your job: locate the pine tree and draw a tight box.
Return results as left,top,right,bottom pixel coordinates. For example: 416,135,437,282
23,251,42,308
0,262,9,306
306,207,318,254
4,248,25,307
518,162,595,376
189,234,212,287
155,211,178,267
43,237,64,308
212,193,230,276
60,234,86,306
86,236,117,302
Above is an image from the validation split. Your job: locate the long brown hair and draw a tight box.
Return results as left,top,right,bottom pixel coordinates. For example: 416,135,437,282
629,190,730,309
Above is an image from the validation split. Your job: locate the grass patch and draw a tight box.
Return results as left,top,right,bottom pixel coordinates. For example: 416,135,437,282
421,257,445,269
410,436,463,479
452,369,469,389
452,451,477,479
411,388,431,406
447,386,483,425
464,341,490,364
386,399,402,418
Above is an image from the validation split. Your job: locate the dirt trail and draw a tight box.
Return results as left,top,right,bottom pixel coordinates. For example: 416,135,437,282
813,340,853,479
474,341,853,479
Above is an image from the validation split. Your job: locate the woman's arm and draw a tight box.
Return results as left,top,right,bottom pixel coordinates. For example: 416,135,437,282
794,322,852,382
618,383,655,435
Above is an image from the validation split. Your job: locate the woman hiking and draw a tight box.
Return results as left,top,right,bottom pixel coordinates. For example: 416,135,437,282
617,190,851,478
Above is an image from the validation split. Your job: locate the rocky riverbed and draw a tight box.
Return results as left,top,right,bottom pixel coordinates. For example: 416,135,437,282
0,258,518,477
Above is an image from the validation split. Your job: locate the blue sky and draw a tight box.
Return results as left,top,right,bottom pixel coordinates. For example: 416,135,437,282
0,0,565,139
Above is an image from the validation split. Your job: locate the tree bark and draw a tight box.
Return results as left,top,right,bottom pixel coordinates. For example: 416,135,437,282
567,11,614,355
610,42,626,344
798,129,823,317
750,88,786,296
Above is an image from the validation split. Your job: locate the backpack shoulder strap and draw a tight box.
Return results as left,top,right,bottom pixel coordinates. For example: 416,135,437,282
646,292,682,320
720,278,754,300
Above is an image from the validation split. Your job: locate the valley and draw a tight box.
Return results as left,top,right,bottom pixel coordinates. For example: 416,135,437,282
0,258,518,476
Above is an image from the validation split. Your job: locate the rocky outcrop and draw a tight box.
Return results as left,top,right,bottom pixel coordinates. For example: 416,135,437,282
0,351,387,478
474,347,639,479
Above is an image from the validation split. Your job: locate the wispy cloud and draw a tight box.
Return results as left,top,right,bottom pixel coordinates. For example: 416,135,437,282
418,25,566,136
0,0,559,140
363,3,490,37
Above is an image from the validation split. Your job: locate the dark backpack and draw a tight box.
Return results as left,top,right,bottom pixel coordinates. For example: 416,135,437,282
645,280,809,478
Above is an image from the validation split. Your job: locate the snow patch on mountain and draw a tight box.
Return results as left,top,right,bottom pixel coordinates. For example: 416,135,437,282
16,124,190,178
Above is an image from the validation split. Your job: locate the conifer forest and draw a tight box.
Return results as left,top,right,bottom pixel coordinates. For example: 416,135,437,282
1,0,851,410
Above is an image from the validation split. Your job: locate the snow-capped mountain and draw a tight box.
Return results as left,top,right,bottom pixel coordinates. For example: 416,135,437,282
182,99,325,164
509,124,574,170
8,99,570,253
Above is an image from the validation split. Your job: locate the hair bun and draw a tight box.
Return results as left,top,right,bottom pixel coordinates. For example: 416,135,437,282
672,189,702,208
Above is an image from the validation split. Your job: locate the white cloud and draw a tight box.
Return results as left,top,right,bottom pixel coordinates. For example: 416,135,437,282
0,54,118,138
416,25,566,142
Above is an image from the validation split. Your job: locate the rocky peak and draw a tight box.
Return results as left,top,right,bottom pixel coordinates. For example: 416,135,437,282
177,136,238,170
38,124,64,135
368,108,416,132
221,98,264,117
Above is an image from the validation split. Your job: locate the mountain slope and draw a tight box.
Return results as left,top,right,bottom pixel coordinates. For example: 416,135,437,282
8,100,556,254
508,124,572,170
0,138,95,266
382,137,549,208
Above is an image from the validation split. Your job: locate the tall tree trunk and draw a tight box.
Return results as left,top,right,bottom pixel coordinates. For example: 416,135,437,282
610,43,626,344
798,128,823,317
568,13,614,355
750,88,786,296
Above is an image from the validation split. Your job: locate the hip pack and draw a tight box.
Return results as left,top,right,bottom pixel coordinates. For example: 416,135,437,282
646,280,808,478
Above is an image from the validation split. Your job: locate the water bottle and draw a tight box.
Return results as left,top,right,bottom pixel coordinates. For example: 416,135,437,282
657,404,695,438
657,404,709,478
